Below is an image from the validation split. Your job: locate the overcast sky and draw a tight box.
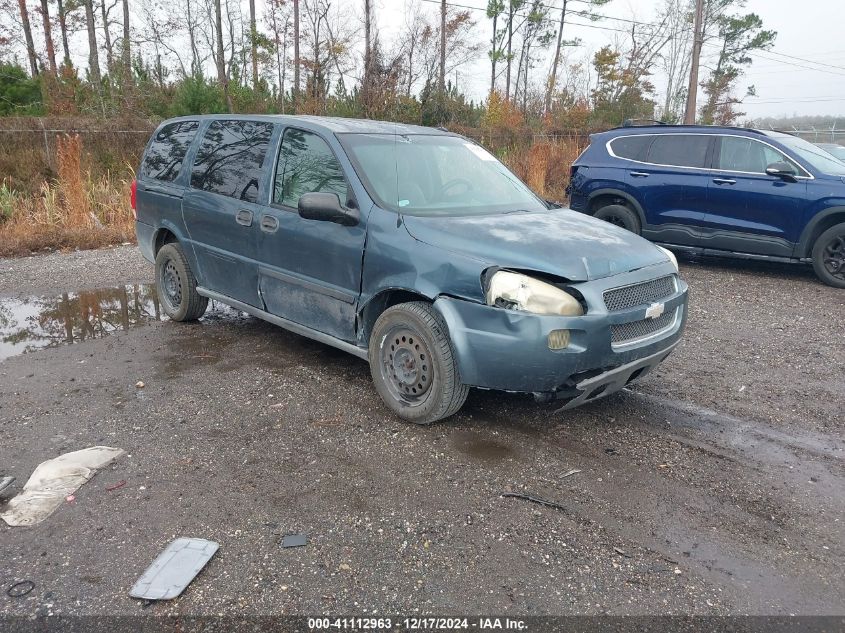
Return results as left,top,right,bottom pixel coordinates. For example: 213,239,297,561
373,0,845,122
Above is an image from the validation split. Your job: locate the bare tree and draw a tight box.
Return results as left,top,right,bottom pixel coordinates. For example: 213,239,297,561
438,0,445,94
249,0,258,89
265,0,291,109
56,0,71,62
122,0,131,94
83,0,102,85
658,0,694,122
293,0,300,111
213,0,232,110
39,0,58,74
16,0,39,77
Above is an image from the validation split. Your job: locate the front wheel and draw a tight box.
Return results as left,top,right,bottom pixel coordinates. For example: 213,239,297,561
368,302,469,424
811,223,845,288
155,243,209,321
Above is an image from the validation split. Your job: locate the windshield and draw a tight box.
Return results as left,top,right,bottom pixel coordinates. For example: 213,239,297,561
338,133,548,216
778,136,845,176
817,143,845,162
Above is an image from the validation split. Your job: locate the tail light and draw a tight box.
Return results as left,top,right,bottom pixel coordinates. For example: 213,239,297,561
130,179,137,219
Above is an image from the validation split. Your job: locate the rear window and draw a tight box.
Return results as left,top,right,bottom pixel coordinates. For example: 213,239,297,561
647,134,710,169
141,121,199,182
608,135,652,161
190,120,274,203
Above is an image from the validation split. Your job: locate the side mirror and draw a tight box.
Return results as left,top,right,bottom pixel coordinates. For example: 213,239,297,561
298,192,359,226
765,161,798,183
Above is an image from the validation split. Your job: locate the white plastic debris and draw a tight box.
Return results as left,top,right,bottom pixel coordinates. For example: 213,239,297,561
0,446,124,527
130,538,219,600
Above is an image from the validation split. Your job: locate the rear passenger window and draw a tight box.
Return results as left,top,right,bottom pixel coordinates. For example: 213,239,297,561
609,136,652,161
647,135,710,168
274,128,347,208
190,120,274,203
141,121,198,182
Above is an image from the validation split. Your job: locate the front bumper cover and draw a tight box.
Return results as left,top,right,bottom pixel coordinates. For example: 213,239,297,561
432,263,688,396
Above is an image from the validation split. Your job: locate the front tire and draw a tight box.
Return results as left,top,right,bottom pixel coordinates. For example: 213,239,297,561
811,223,845,288
155,243,208,321
368,302,469,424
594,204,641,235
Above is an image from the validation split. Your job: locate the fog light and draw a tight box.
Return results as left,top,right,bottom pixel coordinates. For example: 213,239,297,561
548,329,571,350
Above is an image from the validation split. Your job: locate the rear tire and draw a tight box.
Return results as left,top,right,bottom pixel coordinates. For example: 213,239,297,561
155,243,208,321
811,223,845,288
594,204,641,235
368,301,469,424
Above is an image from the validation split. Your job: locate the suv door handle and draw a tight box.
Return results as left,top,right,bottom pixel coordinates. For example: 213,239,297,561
712,178,737,185
260,214,279,233
629,171,649,178
235,209,253,226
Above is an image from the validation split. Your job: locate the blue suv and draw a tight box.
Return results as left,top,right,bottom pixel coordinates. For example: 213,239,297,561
568,124,845,287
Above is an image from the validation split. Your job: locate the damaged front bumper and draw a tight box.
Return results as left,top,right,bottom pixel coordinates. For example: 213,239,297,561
433,264,688,407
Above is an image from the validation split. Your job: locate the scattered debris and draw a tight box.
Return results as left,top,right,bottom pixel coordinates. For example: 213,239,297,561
135,381,145,389
65,494,75,503
105,480,127,492
281,534,307,548
338,563,352,571
0,476,15,495
129,538,219,601
6,580,35,598
501,492,567,512
1,446,125,527
658,464,671,469
562,469,581,479
604,448,618,455
613,547,632,558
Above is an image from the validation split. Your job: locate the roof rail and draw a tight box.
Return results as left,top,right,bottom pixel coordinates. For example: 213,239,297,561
622,119,667,127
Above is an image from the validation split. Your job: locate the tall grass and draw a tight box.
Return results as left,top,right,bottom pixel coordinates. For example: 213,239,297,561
0,134,134,257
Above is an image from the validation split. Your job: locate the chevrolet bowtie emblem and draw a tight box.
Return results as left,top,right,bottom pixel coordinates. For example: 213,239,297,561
645,302,665,319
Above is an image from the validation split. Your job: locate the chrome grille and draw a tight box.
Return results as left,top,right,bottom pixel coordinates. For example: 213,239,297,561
611,309,676,345
603,275,676,312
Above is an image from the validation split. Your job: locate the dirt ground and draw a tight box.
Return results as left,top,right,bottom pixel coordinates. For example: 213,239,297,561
0,246,843,618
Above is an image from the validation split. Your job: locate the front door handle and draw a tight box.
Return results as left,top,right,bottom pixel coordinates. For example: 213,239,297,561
260,214,279,233
713,178,737,185
629,171,650,178
236,209,253,226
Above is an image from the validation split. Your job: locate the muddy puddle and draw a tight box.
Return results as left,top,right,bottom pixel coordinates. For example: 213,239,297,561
0,284,240,362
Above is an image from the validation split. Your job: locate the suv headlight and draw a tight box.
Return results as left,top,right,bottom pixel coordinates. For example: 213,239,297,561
656,245,678,272
485,271,584,316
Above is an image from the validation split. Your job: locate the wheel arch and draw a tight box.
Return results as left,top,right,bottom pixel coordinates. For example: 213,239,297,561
358,287,434,347
797,207,845,258
587,188,647,227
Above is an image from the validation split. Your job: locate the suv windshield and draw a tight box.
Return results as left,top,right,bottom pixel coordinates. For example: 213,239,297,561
339,133,547,216
778,136,845,176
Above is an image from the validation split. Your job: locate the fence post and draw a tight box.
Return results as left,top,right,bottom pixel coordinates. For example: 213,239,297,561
39,119,52,171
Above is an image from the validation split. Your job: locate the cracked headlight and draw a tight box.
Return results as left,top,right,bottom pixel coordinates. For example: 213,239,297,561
485,271,584,316
656,245,678,272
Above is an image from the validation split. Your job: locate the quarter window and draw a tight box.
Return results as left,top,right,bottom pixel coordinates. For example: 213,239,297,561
141,121,199,182
647,135,710,168
274,128,347,208
717,136,796,174
190,120,274,203
609,136,652,161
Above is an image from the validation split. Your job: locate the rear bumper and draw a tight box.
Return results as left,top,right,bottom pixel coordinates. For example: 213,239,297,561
433,263,688,397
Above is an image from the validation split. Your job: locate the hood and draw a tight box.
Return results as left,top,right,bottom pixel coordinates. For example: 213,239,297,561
402,208,668,282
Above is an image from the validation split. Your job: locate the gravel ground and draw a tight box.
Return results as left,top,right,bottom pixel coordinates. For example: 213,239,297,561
0,247,842,618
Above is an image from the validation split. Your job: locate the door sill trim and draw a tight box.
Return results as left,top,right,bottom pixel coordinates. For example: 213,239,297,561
196,287,369,361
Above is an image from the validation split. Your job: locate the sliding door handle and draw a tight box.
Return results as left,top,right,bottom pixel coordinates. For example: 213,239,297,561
260,214,279,233
235,209,253,226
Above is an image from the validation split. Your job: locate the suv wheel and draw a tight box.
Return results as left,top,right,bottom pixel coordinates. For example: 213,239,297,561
368,302,469,424
594,204,641,235
811,223,845,288
155,243,209,320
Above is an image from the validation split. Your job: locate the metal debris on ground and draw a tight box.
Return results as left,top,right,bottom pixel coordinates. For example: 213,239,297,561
0,446,125,527
129,538,219,601
501,492,568,512
0,476,14,495
6,580,35,598
281,534,307,548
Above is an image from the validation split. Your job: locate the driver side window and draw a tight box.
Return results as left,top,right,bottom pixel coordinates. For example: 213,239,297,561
717,136,798,174
274,128,348,208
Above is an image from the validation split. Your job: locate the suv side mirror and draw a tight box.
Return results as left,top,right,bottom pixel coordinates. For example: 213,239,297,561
765,161,798,183
298,192,359,226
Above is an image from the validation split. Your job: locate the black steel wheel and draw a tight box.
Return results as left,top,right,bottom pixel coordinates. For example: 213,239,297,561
812,223,845,288
154,243,209,321
368,302,469,424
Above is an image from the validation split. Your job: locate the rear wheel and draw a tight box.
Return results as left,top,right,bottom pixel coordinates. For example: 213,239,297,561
155,243,208,321
812,223,845,288
368,302,469,424
594,204,641,235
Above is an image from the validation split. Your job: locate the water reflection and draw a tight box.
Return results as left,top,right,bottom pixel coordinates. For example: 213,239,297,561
0,284,164,361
